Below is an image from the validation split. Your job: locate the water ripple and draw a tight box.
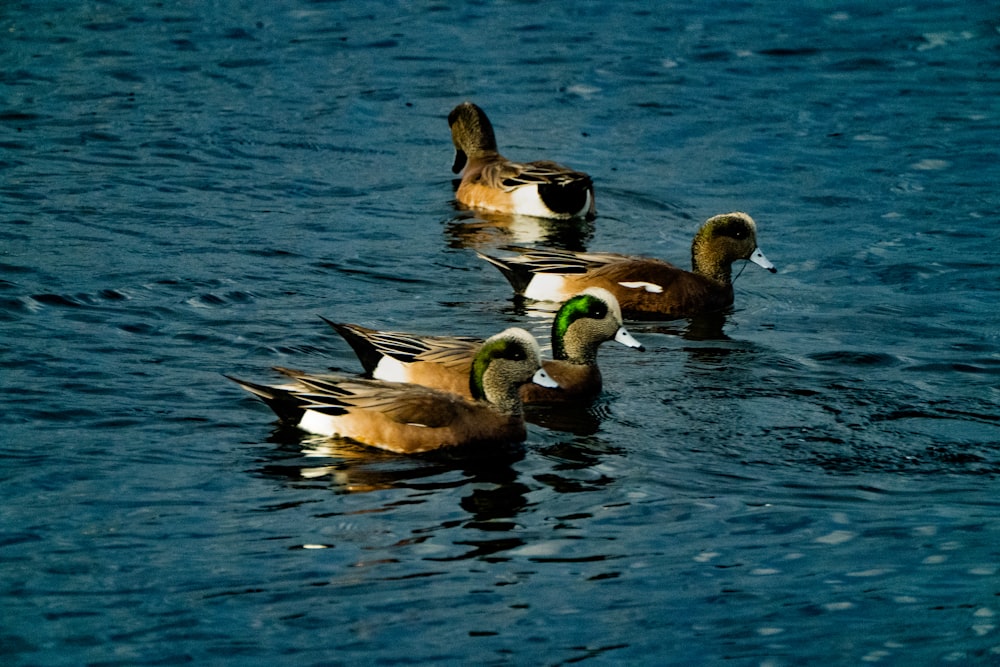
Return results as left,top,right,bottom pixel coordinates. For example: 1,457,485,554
4,2,1000,665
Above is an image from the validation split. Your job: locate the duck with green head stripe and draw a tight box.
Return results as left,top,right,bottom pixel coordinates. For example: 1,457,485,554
325,287,643,405
227,328,556,454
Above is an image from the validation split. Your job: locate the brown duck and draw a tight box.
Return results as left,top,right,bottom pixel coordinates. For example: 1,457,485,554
477,212,776,319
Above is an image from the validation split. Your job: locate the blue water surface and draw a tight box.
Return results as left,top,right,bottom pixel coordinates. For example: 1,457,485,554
2,1,999,664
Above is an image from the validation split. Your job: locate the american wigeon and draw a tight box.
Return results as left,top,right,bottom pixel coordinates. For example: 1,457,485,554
325,287,643,404
228,328,557,454
477,212,777,320
449,101,596,220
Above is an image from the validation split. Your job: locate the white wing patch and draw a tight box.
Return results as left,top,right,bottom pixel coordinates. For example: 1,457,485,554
508,185,553,218
299,410,341,437
523,273,572,302
373,356,410,383
618,281,663,293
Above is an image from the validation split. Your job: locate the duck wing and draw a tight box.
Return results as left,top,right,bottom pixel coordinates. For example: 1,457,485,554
324,319,479,373
479,159,590,191
498,246,634,273
280,371,467,429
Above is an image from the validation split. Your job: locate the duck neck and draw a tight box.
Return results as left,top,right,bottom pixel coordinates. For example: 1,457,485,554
692,236,732,285
484,382,524,416
553,328,598,365
467,148,502,163
472,367,524,416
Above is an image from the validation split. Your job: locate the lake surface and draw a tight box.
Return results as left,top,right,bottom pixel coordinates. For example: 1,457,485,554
2,1,999,664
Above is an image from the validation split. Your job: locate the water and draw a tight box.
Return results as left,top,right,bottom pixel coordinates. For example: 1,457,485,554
2,1,999,664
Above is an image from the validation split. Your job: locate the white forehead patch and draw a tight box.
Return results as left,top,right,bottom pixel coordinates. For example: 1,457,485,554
486,327,542,363
580,286,623,322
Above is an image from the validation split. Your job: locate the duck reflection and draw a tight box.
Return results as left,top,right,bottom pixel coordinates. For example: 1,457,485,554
254,430,527,496
445,455,533,560
252,429,535,560
444,209,594,251
523,401,607,435
628,310,729,343
251,426,625,561
683,311,730,341
533,435,624,494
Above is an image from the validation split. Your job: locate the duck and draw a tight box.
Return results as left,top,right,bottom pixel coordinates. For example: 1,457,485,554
325,287,643,404
227,328,557,454
476,212,777,320
448,101,596,220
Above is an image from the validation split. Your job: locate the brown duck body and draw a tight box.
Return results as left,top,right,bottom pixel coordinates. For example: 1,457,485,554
521,359,602,403
328,333,601,404
555,257,736,320
449,102,595,220
296,379,526,454
327,320,477,397
325,288,641,404
477,212,776,320
455,155,596,220
229,328,555,454
231,372,526,455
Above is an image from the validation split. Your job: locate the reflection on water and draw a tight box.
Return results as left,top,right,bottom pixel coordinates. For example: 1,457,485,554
443,209,595,251
524,400,609,435
534,435,625,494
251,425,630,566
631,311,730,341
257,430,528,495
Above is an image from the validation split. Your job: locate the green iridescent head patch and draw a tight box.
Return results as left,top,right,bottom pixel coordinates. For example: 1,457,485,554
551,293,608,359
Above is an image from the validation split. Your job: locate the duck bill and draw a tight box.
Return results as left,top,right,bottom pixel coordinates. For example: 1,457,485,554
531,367,560,389
615,326,645,351
749,248,777,273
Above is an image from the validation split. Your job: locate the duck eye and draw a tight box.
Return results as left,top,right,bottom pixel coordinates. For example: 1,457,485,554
590,303,608,319
715,218,750,240
724,226,747,240
722,223,747,239
505,347,526,361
